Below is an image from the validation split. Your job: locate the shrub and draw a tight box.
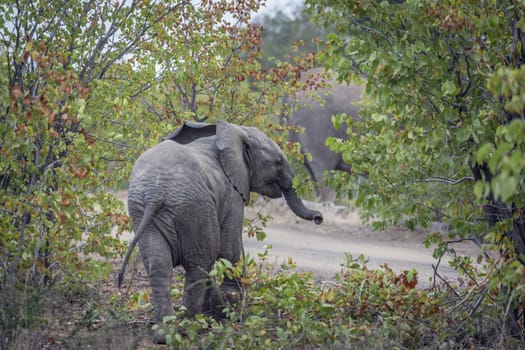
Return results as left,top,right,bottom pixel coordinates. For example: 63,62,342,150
152,249,523,349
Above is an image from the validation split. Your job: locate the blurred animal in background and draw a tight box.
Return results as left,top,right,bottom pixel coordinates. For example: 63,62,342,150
282,68,365,201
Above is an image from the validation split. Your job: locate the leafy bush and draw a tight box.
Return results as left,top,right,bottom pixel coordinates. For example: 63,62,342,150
0,1,313,346
306,0,525,337
150,248,522,349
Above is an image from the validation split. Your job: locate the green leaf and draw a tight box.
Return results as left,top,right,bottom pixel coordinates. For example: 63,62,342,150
320,303,335,312
473,181,485,199
456,126,471,142
476,143,493,163
406,269,416,283
284,287,296,298
500,176,518,202
219,258,233,270
441,81,457,96
256,230,266,241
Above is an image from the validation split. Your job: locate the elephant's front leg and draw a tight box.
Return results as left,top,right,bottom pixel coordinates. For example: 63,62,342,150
210,217,244,317
182,266,213,316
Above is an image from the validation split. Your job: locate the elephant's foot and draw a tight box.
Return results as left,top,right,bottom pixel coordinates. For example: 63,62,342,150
222,283,242,304
152,328,167,344
208,279,243,319
151,316,182,344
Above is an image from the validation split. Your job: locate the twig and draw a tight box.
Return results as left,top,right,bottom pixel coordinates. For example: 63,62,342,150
469,285,488,317
321,280,343,290
445,286,476,314
444,237,490,287
431,263,461,298
416,176,474,185
348,16,397,58
89,135,141,149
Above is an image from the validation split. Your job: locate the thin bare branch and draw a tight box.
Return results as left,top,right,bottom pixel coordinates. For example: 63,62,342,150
416,176,474,185
469,285,488,317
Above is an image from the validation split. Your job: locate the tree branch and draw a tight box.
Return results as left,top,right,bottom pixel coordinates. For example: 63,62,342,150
416,176,474,185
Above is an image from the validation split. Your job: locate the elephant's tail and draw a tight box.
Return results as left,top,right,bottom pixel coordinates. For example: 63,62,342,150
118,204,158,289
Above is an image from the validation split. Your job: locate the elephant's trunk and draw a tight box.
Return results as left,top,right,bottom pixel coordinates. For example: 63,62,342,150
283,188,323,225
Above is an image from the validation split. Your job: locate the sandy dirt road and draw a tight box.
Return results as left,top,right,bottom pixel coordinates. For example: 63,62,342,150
242,199,480,287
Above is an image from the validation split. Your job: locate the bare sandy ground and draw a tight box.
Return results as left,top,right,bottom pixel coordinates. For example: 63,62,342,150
243,199,480,287
116,192,481,288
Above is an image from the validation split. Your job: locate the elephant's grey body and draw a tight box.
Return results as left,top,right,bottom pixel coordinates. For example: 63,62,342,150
119,121,322,343
284,68,364,201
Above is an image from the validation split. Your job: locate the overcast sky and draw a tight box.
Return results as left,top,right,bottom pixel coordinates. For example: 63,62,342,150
258,0,303,17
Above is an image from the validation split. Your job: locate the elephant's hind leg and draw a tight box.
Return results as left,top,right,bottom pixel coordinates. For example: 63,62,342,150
136,225,175,326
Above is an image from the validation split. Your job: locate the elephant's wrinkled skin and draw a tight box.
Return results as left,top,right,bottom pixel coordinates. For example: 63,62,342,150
283,68,364,201
118,121,322,343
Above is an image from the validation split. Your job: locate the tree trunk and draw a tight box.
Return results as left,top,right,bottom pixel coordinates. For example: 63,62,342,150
472,162,525,336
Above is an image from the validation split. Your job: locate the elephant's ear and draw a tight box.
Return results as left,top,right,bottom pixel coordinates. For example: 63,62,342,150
216,121,251,204
163,121,217,144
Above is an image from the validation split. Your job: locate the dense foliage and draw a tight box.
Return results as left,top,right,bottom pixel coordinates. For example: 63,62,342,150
307,0,525,335
2,0,524,347
0,0,309,345
253,5,327,70
145,249,513,349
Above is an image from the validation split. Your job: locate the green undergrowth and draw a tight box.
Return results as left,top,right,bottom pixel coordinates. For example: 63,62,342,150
152,248,522,350
4,247,523,349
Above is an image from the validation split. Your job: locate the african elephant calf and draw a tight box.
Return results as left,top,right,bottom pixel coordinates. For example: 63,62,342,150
118,121,322,343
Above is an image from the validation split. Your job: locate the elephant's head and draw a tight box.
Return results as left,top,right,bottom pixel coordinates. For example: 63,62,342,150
216,122,323,225
166,121,323,224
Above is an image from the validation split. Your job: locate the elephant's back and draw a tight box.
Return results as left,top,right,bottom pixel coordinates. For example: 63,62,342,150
128,140,225,209
131,141,213,182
